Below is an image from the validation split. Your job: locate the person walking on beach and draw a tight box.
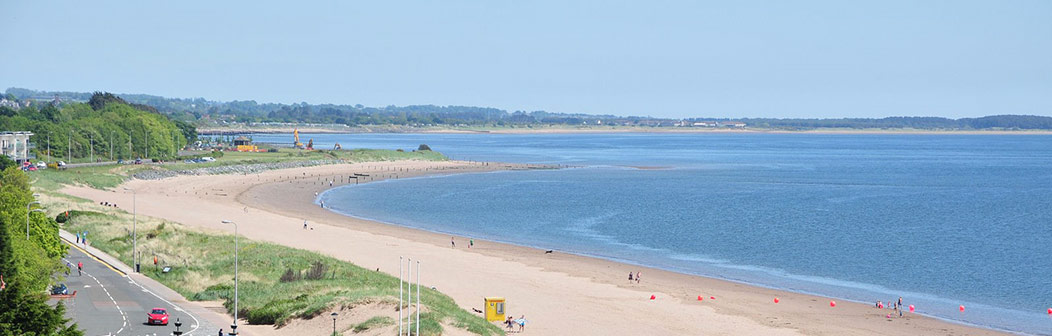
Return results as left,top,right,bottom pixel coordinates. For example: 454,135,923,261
303,220,308,230
469,239,474,248
218,328,223,336
451,237,455,248
516,315,527,332
504,316,515,331
897,297,904,317
628,272,633,282
635,271,641,284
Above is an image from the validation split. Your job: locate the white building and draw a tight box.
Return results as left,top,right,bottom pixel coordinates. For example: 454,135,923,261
1,132,33,162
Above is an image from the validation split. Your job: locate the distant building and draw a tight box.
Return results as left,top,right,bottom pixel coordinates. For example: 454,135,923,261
693,121,717,127
0,98,20,109
719,121,746,128
1,132,34,162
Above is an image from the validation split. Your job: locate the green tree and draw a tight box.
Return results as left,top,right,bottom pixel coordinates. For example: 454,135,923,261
0,167,81,336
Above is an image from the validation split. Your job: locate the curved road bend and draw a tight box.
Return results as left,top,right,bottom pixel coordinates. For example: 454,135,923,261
58,240,217,336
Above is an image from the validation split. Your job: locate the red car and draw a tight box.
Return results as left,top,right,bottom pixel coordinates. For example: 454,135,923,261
147,308,169,325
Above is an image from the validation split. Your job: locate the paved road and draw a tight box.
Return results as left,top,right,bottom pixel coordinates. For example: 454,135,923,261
57,241,216,336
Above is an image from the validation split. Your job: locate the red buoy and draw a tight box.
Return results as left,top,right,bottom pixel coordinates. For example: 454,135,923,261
774,298,780,303
697,295,703,301
830,300,836,307
959,305,965,312
909,304,915,313
650,295,656,300
1047,307,1051,315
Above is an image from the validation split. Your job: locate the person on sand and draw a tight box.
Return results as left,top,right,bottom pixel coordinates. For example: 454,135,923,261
636,271,641,284
516,315,527,332
628,272,633,282
218,328,223,336
451,237,455,248
505,316,515,331
470,239,474,248
303,220,308,230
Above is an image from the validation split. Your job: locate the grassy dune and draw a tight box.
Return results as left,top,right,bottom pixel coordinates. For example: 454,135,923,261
35,148,499,335
52,205,501,335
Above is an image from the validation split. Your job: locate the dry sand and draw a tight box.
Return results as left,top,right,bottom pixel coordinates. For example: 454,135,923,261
63,160,1008,335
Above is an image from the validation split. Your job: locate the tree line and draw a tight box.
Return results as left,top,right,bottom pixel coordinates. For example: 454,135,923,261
7,88,1052,130
0,158,82,335
0,92,195,161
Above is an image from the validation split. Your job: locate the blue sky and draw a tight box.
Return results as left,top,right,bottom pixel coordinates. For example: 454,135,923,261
2,1,1049,118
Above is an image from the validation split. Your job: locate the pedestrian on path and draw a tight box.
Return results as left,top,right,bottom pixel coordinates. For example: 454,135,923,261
76,232,81,243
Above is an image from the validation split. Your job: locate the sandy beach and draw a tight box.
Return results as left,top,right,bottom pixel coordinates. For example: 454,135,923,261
62,160,1009,336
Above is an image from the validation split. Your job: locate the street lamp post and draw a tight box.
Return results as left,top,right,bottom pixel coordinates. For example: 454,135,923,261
221,220,239,335
331,312,338,335
123,188,137,271
27,195,43,240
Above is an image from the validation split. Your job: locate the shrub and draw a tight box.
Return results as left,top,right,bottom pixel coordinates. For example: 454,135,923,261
210,150,224,158
396,149,404,152
55,212,69,223
418,144,432,151
305,261,328,280
280,268,301,283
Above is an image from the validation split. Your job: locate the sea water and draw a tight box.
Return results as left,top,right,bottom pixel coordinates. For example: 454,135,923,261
250,132,1052,335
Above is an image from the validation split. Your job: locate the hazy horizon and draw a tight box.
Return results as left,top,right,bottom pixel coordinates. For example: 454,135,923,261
2,1,1049,119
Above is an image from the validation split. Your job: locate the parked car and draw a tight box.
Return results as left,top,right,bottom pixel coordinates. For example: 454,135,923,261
57,161,66,167
117,159,124,164
146,308,169,325
134,158,143,164
200,157,216,162
36,161,46,168
50,283,68,295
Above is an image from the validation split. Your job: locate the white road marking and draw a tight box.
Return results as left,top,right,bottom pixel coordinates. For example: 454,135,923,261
64,257,126,335
84,285,93,288
125,277,202,335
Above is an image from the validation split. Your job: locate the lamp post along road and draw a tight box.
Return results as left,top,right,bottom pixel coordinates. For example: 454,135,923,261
222,220,239,335
124,188,137,271
416,260,421,336
406,257,412,336
27,195,42,240
399,256,403,335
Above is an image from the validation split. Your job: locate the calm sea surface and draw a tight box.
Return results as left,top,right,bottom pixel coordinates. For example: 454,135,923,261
251,133,1052,334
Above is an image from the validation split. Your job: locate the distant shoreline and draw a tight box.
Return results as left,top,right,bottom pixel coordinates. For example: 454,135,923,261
198,126,1052,135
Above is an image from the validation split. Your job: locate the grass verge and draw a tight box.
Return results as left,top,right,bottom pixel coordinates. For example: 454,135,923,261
49,200,500,336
